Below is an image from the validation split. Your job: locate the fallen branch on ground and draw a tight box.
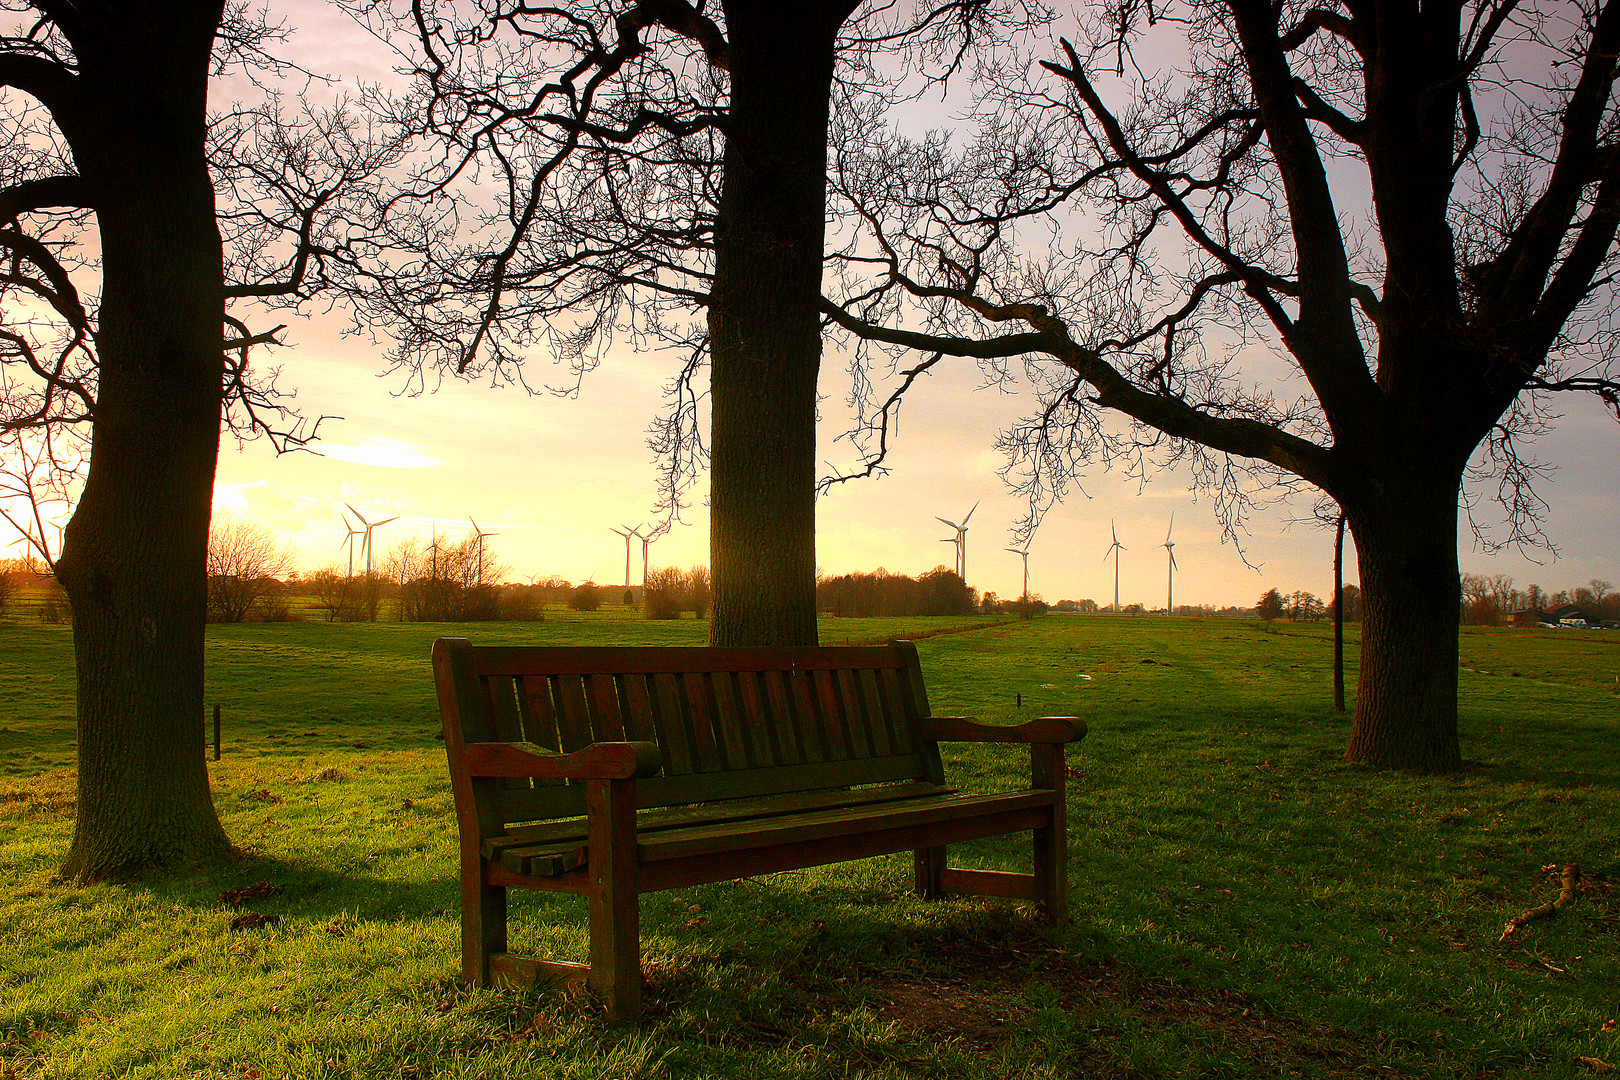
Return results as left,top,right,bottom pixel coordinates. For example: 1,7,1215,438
1501,863,1580,941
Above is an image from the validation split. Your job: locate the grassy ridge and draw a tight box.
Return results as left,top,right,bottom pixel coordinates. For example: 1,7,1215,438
1,615,1616,1078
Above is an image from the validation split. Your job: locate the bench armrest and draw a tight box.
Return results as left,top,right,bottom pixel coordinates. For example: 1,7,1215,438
921,717,1087,744
463,740,664,780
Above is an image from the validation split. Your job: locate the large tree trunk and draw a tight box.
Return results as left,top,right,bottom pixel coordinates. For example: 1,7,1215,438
1343,476,1465,773
52,3,235,881
707,2,849,647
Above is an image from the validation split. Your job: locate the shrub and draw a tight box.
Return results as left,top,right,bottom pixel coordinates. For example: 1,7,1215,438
569,583,603,612
643,566,710,619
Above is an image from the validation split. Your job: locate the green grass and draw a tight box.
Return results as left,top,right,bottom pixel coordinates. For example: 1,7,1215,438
2,615,1616,1078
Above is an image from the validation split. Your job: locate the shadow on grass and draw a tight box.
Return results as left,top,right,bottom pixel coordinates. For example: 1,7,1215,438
131,853,459,926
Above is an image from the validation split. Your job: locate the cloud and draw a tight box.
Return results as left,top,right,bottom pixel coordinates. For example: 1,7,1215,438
312,437,442,470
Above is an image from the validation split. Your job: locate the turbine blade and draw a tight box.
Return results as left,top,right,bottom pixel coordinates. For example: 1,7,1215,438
1170,551,1179,570
345,502,368,526
962,501,979,525
375,516,399,527
935,517,959,529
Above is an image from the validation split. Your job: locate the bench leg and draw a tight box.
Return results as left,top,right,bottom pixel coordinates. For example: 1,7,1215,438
914,845,946,899
463,870,507,986
1032,743,1069,923
1032,819,1067,923
588,778,642,1023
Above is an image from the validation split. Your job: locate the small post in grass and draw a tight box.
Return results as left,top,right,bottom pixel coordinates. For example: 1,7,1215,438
1333,513,1346,713
213,703,222,761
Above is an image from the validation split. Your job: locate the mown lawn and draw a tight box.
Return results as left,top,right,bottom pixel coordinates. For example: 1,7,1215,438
1,614,1615,1078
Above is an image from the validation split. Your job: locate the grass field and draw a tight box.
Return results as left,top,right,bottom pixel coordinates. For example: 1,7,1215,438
1,614,1616,1078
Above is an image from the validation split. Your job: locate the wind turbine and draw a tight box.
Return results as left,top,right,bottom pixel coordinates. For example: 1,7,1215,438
338,510,365,579
1006,545,1031,600
1162,514,1178,615
344,503,398,583
469,517,499,585
610,526,637,588
1104,521,1125,613
935,501,978,580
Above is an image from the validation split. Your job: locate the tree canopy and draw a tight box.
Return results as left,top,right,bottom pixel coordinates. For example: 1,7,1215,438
817,0,1620,769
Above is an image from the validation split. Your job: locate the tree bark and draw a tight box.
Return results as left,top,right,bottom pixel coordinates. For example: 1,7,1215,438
1343,476,1464,772
707,2,848,647
51,2,235,880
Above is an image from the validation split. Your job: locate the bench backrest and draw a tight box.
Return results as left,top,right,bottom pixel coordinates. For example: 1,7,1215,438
433,638,945,832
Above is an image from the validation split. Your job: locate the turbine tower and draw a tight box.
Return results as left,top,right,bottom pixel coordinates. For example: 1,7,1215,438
634,526,654,589
469,517,499,585
344,503,398,583
1162,514,1178,615
935,501,979,580
1006,545,1031,600
1104,522,1125,613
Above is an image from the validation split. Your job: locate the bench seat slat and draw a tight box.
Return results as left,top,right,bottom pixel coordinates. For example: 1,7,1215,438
483,778,958,857
480,753,937,832
638,789,1056,861
485,787,1050,877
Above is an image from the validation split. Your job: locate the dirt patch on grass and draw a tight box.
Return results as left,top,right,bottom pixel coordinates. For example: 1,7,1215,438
779,918,1379,1076
875,975,1028,1050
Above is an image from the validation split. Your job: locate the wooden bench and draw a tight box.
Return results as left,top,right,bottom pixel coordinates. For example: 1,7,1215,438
432,636,1085,1022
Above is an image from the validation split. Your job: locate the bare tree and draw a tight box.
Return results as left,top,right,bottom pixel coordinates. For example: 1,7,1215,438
0,1,401,879
206,510,298,622
344,0,1037,646
819,0,1620,771
387,533,507,621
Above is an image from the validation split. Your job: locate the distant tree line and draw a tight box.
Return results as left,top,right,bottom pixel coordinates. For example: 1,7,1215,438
1461,575,1617,627
191,512,1614,630
816,567,977,618
1256,587,1361,623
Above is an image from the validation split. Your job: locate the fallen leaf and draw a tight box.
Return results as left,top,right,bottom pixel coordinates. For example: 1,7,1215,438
229,912,283,932
218,881,283,908
1575,1057,1613,1074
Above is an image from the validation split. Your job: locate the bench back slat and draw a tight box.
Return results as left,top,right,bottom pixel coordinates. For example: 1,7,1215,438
434,638,938,831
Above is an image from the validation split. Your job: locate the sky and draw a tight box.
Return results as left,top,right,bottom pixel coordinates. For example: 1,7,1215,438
213,298,1619,609
15,3,1620,609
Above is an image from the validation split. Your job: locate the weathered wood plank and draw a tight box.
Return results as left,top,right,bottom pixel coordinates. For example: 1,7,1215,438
682,672,722,773
649,673,696,777
587,673,626,741
639,790,1057,861
469,645,904,678
812,669,853,759
516,675,561,752
733,670,782,769
486,677,533,794
837,668,876,758
788,670,829,762
760,669,806,766
618,674,660,745
877,668,916,753
637,806,1058,893
708,670,754,769
640,753,929,808
484,779,955,860
937,868,1042,901
553,675,596,753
